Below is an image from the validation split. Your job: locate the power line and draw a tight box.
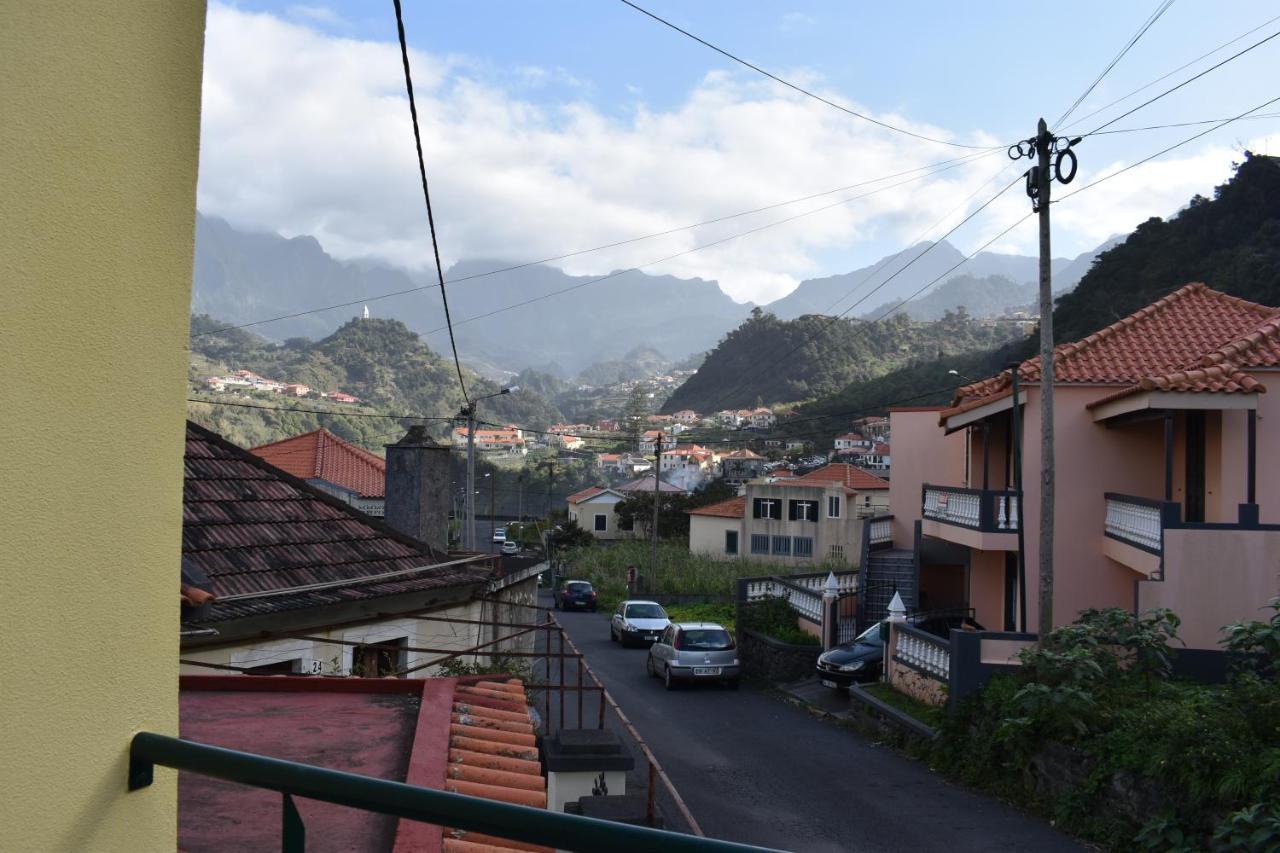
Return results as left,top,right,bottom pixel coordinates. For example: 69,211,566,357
1053,0,1176,128
422,151,1000,336
616,0,992,150
1062,12,1280,133
187,396,455,421
1084,112,1280,136
191,149,992,339
392,0,468,402
1079,26,1280,138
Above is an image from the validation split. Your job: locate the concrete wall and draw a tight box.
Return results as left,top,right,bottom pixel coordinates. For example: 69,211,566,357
689,514,744,558
1,4,206,849
742,482,861,567
180,600,489,677
568,493,636,541
888,410,966,547
1143,528,1280,649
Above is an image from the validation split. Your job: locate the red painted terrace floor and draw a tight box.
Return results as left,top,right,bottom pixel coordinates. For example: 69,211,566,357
178,675,546,853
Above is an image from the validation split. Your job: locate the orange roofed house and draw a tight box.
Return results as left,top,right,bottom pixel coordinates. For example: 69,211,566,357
881,284,1280,650
252,427,388,516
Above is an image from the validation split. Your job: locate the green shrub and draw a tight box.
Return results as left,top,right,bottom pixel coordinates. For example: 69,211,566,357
740,596,819,646
665,601,736,633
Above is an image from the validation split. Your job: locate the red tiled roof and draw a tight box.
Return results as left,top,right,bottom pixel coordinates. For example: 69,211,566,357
795,463,889,490
566,486,605,503
687,496,746,518
617,476,686,493
179,675,547,853
252,428,387,498
183,422,488,623
944,283,1279,418
722,448,764,459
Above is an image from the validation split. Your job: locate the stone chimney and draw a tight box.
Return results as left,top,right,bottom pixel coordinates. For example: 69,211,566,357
384,425,450,553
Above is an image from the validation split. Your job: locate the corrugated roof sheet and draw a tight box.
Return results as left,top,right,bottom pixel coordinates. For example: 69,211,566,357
251,428,387,498
183,422,488,623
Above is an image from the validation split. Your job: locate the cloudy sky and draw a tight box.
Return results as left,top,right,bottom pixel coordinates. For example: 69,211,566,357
198,1,1280,305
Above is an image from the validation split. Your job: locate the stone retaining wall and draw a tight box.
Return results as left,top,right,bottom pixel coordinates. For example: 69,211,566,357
739,628,821,684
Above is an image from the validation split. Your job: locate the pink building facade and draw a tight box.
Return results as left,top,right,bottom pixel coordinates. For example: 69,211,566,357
880,284,1280,650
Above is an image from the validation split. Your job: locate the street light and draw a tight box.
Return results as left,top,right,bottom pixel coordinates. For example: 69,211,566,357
460,386,518,550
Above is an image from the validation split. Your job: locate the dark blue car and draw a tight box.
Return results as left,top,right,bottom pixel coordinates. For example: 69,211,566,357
555,579,598,611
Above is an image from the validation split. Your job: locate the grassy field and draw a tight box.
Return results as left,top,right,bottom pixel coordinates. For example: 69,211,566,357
862,682,944,728
558,540,843,610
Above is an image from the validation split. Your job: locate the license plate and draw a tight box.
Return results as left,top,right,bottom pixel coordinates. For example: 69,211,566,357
693,667,721,676
821,679,839,689
645,635,657,641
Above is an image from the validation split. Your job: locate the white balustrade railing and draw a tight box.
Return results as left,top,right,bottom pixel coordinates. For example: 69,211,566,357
786,572,858,595
779,584,822,622
895,628,951,681
996,494,1020,531
1105,496,1164,552
923,487,981,528
869,517,892,546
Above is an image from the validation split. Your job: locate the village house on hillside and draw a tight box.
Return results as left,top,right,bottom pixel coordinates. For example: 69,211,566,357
251,428,388,516
453,425,527,455
876,283,1280,650
721,448,767,485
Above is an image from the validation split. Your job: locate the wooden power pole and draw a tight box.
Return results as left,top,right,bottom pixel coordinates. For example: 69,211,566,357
1010,120,1079,638
650,430,662,586
1034,118,1056,636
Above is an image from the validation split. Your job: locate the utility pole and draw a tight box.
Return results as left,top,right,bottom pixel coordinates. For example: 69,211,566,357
489,473,496,553
650,429,662,585
464,402,477,551
517,472,524,523
1009,120,1079,638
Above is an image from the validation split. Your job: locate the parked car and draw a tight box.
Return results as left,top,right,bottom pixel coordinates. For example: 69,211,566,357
815,611,983,691
646,622,739,690
554,579,597,611
609,600,670,647
492,528,506,544
500,540,519,555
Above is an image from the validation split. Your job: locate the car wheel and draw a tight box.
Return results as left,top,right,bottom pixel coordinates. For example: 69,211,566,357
664,665,676,691
609,625,617,642
646,655,655,678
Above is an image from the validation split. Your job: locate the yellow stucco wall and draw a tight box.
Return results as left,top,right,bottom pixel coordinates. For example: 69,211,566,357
0,4,206,850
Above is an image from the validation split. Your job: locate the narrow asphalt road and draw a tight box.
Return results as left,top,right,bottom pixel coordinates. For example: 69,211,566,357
542,594,1083,853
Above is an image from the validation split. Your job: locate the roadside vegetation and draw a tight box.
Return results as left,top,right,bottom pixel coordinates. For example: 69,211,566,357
928,602,1280,852
739,597,819,646
558,540,832,610
664,602,736,634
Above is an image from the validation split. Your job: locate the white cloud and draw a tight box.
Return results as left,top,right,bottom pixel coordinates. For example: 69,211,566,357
197,4,1262,306
286,4,344,27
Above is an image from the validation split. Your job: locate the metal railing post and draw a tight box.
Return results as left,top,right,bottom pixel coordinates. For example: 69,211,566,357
544,614,552,728
577,657,584,728
283,793,305,852
558,628,566,731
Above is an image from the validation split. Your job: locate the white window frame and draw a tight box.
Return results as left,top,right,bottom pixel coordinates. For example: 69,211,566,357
827,495,841,518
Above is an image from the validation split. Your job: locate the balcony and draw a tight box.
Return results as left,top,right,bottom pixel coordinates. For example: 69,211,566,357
920,484,1020,551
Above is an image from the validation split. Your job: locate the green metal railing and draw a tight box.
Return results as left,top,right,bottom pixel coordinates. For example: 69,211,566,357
129,732,781,853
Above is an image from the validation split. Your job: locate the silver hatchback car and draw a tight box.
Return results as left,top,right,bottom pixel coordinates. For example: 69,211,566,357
646,622,740,690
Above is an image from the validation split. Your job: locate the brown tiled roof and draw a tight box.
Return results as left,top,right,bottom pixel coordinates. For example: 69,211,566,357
183,422,488,623
251,428,387,498
687,496,746,518
617,476,686,493
795,463,889,490
722,448,764,459
944,283,1279,418
566,486,605,503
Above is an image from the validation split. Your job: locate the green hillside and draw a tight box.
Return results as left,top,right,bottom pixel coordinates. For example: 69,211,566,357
187,315,563,451
662,307,1022,412
790,153,1280,444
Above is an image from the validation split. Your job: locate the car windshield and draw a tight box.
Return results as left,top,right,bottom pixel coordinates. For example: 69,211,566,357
676,629,732,651
625,604,666,619
855,622,885,646
566,582,592,593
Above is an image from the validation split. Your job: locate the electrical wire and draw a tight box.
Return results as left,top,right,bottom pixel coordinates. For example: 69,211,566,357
1061,12,1280,133
1084,112,1280,136
616,0,991,150
1078,26,1280,138
192,149,993,340
392,0,469,402
1053,0,1176,128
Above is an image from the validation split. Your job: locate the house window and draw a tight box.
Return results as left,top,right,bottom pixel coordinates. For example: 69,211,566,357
752,498,781,519
351,637,407,678
771,535,791,556
594,513,608,532
788,500,818,522
827,495,841,518
618,515,634,531
725,530,739,555
793,537,814,558
829,544,844,561
242,658,302,675
750,534,769,555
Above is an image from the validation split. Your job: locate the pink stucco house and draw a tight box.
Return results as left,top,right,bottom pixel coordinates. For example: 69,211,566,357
879,283,1280,650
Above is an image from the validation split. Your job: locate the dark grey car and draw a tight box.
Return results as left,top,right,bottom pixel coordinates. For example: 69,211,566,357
646,622,740,690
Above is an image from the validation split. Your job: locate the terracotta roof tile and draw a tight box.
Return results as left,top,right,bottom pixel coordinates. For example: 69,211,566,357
687,496,747,518
794,463,889,490
251,428,387,498
183,422,487,623
566,486,604,504
943,283,1279,419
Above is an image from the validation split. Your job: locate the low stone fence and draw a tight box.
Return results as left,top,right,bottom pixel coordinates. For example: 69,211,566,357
887,622,951,707
739,628,821,684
